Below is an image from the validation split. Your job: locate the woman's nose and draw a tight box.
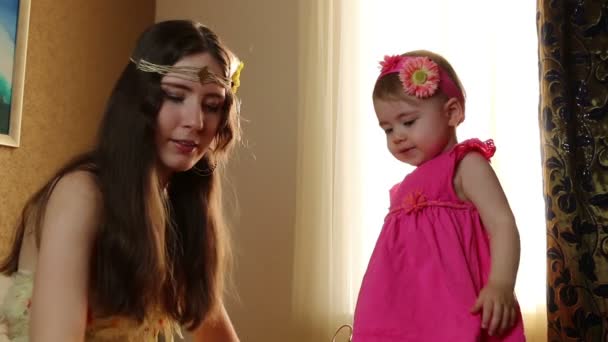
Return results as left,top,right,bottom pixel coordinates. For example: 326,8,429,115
183,105,204,130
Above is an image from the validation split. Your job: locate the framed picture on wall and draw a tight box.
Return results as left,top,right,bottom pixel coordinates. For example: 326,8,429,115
0,0,31,147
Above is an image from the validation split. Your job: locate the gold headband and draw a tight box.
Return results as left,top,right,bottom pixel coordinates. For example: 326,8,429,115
130,58,233,90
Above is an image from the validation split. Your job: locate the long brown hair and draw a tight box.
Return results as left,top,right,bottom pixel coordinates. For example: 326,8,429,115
0,20,241,330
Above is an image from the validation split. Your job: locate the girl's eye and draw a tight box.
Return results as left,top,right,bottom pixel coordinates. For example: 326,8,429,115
403,119,416,127
384,128,393,134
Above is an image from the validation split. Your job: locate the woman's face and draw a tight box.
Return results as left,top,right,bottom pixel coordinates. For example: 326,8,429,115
155,52,226,180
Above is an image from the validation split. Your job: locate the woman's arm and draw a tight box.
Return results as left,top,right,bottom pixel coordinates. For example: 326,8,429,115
192,303,239,342
30,171,101,342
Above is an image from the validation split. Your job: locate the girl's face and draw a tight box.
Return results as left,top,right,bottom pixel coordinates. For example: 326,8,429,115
374,95,459,166
155,52,226,180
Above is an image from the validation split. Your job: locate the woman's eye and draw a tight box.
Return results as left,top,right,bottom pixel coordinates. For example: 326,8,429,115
203,103,222,113
162,90,184,103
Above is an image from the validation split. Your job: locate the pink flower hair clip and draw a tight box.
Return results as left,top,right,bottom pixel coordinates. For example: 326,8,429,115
398,57,440,98
377,54,463,102
379,55,403,75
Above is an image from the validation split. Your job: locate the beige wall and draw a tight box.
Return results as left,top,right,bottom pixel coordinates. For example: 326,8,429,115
156,1,299,341
0,1,155,252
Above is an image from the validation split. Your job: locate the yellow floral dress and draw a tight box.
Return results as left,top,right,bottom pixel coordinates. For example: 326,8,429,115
0,271,182,342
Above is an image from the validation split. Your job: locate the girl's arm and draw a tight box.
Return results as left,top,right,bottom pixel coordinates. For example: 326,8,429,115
192,303,240,342
454,152,521,336
30,171,101,342
456,152,521,288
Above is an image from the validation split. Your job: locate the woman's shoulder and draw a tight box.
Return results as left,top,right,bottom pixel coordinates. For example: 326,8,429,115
52,170,102,203
42,169,103,238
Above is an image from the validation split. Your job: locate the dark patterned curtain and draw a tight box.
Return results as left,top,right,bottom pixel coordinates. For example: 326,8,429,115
537,0,608,341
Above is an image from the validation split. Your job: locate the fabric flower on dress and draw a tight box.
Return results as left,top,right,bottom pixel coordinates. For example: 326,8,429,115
403,190,428,214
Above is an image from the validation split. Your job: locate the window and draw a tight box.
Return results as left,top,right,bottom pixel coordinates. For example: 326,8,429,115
355,0,545,317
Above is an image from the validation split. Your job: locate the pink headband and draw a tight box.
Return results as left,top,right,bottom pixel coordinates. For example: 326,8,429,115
378,55,464,103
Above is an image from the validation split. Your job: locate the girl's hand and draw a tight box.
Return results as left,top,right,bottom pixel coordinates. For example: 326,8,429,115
470,283,517,336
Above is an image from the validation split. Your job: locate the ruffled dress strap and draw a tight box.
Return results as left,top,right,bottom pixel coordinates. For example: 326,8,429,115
453,138,496,162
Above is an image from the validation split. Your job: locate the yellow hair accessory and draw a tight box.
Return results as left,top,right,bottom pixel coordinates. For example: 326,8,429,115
231,61,244,94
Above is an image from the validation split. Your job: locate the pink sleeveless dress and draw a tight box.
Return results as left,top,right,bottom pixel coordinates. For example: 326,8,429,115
352,139,526,341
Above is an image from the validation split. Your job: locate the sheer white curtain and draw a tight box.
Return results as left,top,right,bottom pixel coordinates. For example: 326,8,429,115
357,1,546,340
291,0,364,340
293,1,546,341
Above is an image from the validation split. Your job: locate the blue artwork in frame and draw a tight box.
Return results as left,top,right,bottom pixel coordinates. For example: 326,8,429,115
0,0,31,147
